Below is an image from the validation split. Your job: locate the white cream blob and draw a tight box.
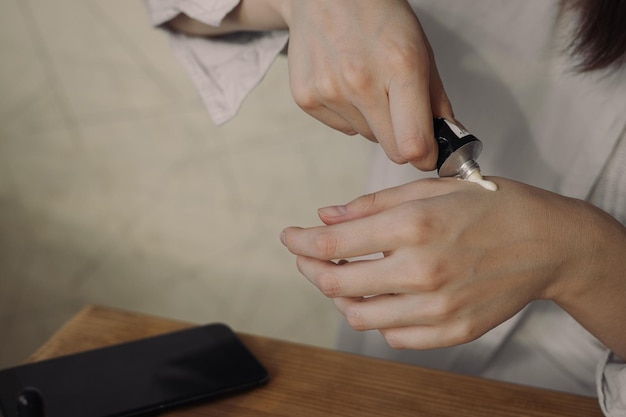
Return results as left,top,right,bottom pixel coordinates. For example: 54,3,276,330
465,170,498,191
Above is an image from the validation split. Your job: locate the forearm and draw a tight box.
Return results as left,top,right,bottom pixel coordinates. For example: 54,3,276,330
165,0,289,36
549,200,626,359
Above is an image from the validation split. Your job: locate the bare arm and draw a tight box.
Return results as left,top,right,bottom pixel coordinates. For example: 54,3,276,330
551,201,626,359
164,0,288,36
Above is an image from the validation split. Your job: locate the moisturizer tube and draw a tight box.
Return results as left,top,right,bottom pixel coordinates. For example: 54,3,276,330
433,118,497,191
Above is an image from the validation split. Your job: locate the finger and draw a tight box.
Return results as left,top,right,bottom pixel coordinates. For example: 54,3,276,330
311,50,401,151
290,59,381,141
284,179,476,259
379,321,479,350
387,67,437,170
296,254,429,298
281,223,385,260
316,89,380,142
297,102,359,136
334,292,457,331
349,89,406,163
334,297,478,349
318,177,460,225
386,34,456,171
290,66,361,136
282,207,407,259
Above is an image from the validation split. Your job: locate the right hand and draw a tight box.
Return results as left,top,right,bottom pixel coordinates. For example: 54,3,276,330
279,0,455,170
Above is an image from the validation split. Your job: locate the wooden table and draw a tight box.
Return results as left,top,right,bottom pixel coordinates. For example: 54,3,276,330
28,305,603,417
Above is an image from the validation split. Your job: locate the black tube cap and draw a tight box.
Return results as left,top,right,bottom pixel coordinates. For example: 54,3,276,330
433,118,482,177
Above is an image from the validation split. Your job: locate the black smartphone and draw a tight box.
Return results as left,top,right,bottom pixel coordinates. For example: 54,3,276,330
0,323,269,417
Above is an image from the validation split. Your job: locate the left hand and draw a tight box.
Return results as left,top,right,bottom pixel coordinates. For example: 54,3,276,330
280,177,599,350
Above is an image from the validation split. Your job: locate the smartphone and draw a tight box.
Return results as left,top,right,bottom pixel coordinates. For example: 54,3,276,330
0,323,269,417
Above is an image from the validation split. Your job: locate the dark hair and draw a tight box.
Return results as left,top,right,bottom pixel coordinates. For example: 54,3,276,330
564,0,626,72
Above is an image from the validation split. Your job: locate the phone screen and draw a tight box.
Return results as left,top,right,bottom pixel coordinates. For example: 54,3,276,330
0,323,269,417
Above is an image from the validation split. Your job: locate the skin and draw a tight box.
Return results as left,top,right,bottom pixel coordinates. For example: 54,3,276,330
166,2,626,359
280,178,626,359
166,0,454,169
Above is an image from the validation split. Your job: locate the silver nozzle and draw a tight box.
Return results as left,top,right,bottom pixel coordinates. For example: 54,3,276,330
438,141,483,178
456,158,482,180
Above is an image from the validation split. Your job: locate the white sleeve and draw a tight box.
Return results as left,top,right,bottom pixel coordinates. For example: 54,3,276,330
597,350,626,416
142,0,289,125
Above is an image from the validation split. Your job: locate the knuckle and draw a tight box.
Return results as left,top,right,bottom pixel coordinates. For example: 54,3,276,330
402,207,441,244
405,271,439,294
401,257,433,292
316,270,343,298
449,319,479,345
294,255,309,275
423,260,452,290
387,46,421,74
352,192,378,212
429,294,460,321
341,60,373,93
399,208,427,242
387,151,409,165
344,306,368,331
314,75,342,104
396,135,430,163
312,230,340,259
381,329,408,350
291,83,319,111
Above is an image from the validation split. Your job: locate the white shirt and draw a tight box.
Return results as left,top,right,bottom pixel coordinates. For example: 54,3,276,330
143,1,626,414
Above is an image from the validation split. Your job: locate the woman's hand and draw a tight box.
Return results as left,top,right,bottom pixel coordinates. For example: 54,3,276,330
167,0,453,169
281,0,454,169
280,178,626,355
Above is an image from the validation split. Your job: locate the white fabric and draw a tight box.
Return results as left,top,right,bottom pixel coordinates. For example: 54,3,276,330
355,1,626,403
589,131,626,417
143,0,289,125
588,125,626,225
598,352,626,417
144,0,241,27
143,0,626,414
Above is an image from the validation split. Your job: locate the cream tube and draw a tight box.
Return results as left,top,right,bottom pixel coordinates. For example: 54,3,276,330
434,118,497,191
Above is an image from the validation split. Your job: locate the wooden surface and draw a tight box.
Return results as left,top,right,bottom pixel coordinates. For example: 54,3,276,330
29,305,603,417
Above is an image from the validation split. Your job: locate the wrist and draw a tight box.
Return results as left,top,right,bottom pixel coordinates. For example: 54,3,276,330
548,199,626,306
236,0,289,31
546,198,626,357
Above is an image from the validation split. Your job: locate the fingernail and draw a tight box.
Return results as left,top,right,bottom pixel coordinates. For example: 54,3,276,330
318,205,347,218
279,231,286,246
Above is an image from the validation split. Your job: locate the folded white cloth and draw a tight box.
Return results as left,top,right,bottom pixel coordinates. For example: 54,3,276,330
143,0,288,125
